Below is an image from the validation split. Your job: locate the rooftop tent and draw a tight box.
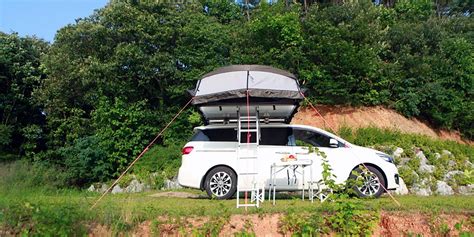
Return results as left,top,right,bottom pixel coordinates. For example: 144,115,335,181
190,65,304,123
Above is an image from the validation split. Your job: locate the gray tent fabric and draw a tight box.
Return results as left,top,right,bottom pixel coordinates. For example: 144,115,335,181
191,65,303,105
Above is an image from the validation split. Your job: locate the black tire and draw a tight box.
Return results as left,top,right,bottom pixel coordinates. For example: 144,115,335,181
349,165,386,198
204,166,237,200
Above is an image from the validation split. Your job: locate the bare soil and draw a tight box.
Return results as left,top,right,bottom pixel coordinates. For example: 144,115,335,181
292,105,472,145
148,191,201,199
89,212,473,236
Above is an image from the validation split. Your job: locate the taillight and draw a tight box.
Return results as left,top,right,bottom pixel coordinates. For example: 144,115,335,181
182,146,194,155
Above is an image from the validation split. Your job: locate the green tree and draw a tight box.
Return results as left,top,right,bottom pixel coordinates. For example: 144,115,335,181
0,32,48,158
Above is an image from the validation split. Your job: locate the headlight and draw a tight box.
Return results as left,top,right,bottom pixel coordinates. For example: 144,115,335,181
376,153,394,164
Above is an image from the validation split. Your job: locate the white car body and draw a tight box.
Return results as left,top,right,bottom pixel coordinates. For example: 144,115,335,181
178,124,399,195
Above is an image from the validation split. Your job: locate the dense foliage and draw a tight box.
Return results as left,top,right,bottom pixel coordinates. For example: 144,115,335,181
0,33,48,160
0,0,472,187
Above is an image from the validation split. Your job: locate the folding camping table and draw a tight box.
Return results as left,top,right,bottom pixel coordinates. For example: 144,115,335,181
269,159,313,205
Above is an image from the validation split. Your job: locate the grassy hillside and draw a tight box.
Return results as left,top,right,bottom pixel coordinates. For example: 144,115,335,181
1,127,472,235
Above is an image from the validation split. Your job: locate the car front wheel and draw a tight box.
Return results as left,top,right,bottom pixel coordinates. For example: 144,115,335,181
204,166,237,199
350,166,386,198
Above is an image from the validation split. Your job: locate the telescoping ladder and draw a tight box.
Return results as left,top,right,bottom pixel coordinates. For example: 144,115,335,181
236,107,264,208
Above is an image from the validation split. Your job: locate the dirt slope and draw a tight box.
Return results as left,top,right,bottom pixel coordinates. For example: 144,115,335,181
291,105,471,144
93,212,473,236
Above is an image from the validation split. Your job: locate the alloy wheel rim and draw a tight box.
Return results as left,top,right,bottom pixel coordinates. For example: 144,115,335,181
356,171,381,196
209,172,232,197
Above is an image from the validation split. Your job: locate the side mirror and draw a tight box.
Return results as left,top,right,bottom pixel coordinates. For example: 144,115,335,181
329,138,339,148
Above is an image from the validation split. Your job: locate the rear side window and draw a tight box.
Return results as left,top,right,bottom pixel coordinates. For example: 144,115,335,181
191,128,237,142
293,129,331,147
260,127,292,145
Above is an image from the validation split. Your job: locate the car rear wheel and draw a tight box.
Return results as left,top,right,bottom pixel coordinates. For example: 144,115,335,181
204,166,237,199
350,166,385,198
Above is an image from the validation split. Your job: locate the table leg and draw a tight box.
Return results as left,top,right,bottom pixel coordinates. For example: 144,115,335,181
302,165,305,201
268,166,273,201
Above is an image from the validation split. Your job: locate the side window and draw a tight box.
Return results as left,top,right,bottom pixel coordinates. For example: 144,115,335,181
260,127,292,145
293,129,331,148
191,128,237,142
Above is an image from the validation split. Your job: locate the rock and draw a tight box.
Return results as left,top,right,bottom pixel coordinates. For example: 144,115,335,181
458,185,473,195
393,147,404,158
87,184,96,192
442,150,453,157
111,185,123,194
435,181,454,195
99,183,108,193
410,179,432,196
398,158,410,166
448,160,456,168
444,170,463,182
411,186,432,196
163,178,182,190
393,178,409,195
419,164,435,173
416,150,429,166
125,179,145,193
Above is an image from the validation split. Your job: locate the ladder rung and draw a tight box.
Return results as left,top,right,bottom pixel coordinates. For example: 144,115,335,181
238,156,258,159
240,129,257,132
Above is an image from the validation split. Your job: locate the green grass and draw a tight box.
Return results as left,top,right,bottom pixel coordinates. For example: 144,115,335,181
1,168,473,234
1,186,473,225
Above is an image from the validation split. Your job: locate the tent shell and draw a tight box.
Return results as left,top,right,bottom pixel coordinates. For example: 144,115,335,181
190,65,304,124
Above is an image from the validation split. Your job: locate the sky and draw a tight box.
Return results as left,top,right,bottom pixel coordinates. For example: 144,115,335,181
0,0,109,42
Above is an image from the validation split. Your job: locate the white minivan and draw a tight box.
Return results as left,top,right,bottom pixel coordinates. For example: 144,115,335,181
178,124,400,199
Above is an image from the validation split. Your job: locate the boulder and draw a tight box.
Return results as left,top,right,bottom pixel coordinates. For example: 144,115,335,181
448,160,456,167
125,179,145,193
99,183,108,193
393,178,409,195
443,170,463,182
87,184,96,192
163,178,182,190
458,185,473,195
410,179,432,196
435,181,454,195
393,147,404,158
111,185,123,194
398,158,410,166
416,150,429,166
411,186,432,196
442,150,453,157
419,164,435,174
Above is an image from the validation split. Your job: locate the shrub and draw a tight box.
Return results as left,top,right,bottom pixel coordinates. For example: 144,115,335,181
57,135,112,186
133,145,183,189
